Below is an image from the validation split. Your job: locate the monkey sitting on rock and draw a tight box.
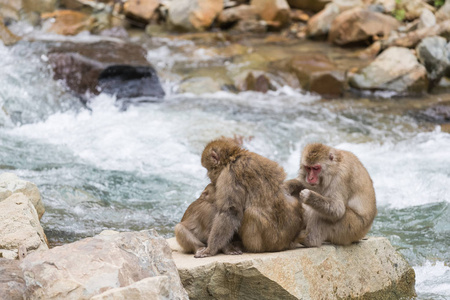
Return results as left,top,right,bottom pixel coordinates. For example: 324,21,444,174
284,143,377,247
175,138,306,258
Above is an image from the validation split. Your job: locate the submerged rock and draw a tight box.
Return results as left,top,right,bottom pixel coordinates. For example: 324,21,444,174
0,193,48,259
328,7,400,45
168,237,416,300
349,47,428,94
413,103,450,124
21,230,188,300
48,41,165,104
0,18,21,45
0,173,45,220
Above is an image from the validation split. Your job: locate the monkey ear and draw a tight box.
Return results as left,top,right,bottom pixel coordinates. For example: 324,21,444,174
211,150,220,165
329,152,334,161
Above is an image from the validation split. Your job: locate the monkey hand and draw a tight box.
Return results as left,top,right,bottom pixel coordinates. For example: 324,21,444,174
299,189,311,203
194,247,214,258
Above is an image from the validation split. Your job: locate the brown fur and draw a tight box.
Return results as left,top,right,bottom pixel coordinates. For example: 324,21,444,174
285,143,377,247
195,138,306,258
175,184,241,255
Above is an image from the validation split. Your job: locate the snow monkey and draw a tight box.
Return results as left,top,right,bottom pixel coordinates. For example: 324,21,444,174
284,143,377,247
195,137,306,258
175,184,242,256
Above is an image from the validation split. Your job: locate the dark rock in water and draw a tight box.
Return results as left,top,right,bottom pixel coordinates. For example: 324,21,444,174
98,65,165,103
0,258,26,300
414,104,450,124
47,41,165,105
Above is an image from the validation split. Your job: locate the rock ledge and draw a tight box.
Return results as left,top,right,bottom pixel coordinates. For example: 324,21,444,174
168,236,415,300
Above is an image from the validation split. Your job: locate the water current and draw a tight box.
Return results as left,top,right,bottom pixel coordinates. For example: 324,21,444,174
0,35,449,299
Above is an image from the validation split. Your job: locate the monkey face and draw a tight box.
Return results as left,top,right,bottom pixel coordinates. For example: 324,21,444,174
304,164,322,185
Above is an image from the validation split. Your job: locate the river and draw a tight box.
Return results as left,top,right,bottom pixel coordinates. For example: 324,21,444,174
0,33,449,299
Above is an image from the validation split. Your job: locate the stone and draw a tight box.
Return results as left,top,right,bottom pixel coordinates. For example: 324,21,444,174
436,0,450,22
250,0,291,28
287,0,332,12
91,276,170,300
168,0,223,31
23,0,58,13
47,41,165,104
418,8,436,30
274,54,345,97
414,103,450,124
0,0,21,22
123,0,160,22
217,5,259,28
41,10,93,36
234,71,276,93
179,77,224,94
21,230,188,300
349,46,428,93
306,3,340,37
0,258,26,300
329,7,400,45
0,18,21,46
416,36,450,87
0,193,48,259
0,173,45,220
168,237,416,300
396,0,435,21
369,0,395,13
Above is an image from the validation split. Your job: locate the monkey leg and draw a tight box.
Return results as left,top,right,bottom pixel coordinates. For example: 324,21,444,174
239,208,265,252
175,223,205,254
326,208,372,245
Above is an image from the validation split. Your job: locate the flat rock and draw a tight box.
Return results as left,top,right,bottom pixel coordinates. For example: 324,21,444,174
0,193,48,259
0,258,26,300
168,237,416,300
21,229,188,300
0,172,45,220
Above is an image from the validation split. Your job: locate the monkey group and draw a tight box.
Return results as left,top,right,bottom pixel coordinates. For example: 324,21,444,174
175,138,377,258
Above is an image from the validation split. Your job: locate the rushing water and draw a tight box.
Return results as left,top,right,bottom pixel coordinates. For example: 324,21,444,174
1,35,450,299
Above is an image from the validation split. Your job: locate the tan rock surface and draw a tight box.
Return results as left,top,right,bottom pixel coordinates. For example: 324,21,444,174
0,172,45,220
168,237,416,300
123,0,160,21
0,193,48,259
168,0,223,31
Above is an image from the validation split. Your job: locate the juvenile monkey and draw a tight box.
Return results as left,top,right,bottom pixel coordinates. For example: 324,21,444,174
175,184,242,256
285,143,377,247
195,138,305,258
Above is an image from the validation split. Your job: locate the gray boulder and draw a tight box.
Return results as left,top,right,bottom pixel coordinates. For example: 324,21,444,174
21,229,188,300
349,47,428,93
0,172,45,220
168,237,416,300
416,36,450,88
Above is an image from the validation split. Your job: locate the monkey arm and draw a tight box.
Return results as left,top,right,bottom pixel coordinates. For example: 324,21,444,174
283,178,305,200
301,189,346,223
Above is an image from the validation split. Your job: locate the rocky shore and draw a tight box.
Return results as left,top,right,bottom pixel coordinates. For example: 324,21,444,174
0,173,416,299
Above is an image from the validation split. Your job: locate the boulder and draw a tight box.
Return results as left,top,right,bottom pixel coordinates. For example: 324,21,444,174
0,258,26,300
168,237,416,300
168,0,223,31
396,0,435,21
307,0,363,37
235,71,276,93
349,46,428,93
436,0,450,23
41,10,93,35
250,0,291,28
287,0,332,12
0,173,45,220
217,5,260,29
91,276,170,300
273,54,345,97
328,7,400,45
416,36,450,88
20,230,188,300
47,41,165,104
23,0,58,13
123,0,159,22
369,0,395,13
0,193,48,259
418,8,436,30
0,0,21,23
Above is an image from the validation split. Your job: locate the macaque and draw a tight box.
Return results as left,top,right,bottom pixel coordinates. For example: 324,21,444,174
175,184,242,256
285,143,377,247
195,138,305,258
